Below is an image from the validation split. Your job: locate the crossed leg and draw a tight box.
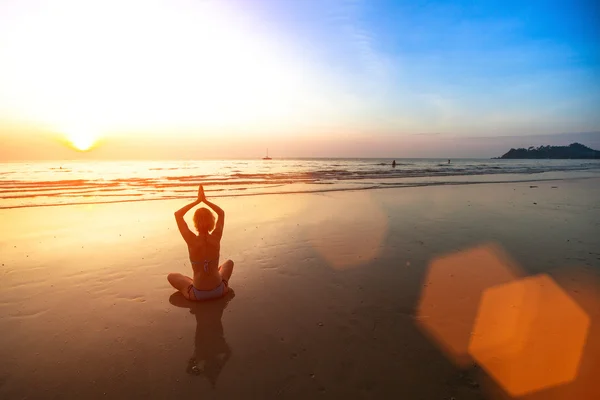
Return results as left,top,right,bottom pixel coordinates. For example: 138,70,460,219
167,259,234,300
219,259,234,285
167,272,193,300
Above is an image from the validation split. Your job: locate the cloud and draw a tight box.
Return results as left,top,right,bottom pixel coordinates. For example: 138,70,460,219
330,0,388,80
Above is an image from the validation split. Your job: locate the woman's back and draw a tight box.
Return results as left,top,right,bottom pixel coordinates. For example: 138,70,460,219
188,233,222,289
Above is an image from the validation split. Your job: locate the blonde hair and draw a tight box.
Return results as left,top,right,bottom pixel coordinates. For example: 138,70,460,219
193,207,215,233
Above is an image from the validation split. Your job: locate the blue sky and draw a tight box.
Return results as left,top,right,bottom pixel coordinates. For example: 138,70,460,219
232,0,600,136
0,0,598,159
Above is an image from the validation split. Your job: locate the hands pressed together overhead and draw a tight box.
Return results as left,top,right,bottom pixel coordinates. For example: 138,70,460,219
197,185,206,202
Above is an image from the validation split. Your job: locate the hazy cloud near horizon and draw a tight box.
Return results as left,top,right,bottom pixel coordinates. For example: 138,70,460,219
1,131,598,161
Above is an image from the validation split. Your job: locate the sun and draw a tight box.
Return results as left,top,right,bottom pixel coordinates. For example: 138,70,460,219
66,131,99,151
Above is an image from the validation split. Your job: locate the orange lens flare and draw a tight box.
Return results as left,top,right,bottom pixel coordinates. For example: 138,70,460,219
417,244,595,399
469,274,590,397
416,243,521,367
303,192,387,270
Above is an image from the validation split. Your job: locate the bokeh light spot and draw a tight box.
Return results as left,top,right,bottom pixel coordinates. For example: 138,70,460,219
304,191,387,270
469,274,590,397
416,243,521,366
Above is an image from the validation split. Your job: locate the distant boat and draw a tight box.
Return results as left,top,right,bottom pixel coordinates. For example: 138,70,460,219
262,148,272,160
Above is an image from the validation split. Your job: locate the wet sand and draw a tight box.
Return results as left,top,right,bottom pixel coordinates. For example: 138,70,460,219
1,178,599,399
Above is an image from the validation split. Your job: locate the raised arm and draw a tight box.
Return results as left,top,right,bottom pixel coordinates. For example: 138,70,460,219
174,199,200,244
201,187,225,240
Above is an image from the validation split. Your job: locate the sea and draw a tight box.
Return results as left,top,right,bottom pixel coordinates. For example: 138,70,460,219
1,158,600,209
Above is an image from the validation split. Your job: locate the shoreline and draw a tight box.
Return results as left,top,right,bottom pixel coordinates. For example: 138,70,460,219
2,171,600,210
2,158,600,210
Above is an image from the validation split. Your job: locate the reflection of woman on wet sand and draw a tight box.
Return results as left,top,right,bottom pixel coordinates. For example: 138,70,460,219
168,185,234,300
170,291,235,387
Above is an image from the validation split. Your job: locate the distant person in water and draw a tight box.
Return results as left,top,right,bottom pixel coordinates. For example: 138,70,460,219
168,185,234,301
392,160,396,168
448,159,451,164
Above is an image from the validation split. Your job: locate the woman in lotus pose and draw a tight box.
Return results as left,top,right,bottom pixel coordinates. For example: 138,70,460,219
168,185,234,300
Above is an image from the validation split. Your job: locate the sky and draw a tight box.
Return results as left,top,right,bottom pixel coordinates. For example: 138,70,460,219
0,0,599,160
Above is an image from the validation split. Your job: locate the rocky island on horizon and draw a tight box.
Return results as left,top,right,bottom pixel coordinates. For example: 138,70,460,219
496,142,600,159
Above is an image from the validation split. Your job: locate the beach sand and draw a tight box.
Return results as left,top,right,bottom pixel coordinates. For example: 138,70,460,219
1,178,599,399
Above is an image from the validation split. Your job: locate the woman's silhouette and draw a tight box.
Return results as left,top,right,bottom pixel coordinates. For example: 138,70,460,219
168,185,234,300
169,290,235,388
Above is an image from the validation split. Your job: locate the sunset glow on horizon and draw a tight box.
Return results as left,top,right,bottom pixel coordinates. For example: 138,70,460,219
1,0,599,160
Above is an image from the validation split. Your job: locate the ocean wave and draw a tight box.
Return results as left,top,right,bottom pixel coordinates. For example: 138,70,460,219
3,175,597,210
1,159,599,209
